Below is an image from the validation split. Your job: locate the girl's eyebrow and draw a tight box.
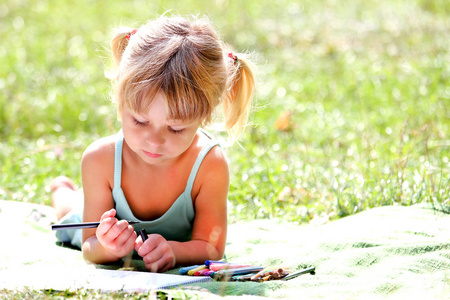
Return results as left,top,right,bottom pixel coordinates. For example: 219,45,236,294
129,110,147,119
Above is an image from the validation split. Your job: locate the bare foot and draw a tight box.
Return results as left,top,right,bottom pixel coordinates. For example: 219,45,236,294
50,176,82,220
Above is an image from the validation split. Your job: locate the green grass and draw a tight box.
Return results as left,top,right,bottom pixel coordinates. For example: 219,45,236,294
1,0,449,221
0,288,200,299
0,0,449,297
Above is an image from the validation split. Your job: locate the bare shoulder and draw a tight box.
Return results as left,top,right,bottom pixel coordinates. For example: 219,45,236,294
81,135,117,168
195,132,229,178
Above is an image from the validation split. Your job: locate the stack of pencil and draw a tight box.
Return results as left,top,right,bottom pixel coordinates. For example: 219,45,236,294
179,260,262,280
245,266,290,282
179,260,315,282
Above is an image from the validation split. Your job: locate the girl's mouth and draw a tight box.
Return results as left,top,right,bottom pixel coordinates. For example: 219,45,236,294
143,150,162,158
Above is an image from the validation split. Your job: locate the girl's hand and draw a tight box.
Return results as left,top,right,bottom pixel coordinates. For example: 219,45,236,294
135,234,176,272
96,209,137,259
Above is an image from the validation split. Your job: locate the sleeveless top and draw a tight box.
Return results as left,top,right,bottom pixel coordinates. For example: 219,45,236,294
112,131,220,242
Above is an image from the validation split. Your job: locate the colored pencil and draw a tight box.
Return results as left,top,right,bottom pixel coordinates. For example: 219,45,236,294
51,221,140,230
282,267,315,281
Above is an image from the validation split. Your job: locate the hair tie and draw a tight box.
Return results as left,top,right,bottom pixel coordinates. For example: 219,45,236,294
228,52,238,65
126,29,138,41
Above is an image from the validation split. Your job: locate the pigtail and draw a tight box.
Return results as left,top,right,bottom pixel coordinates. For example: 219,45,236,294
222,52,256,142
106,27,138,114
110,27,136,70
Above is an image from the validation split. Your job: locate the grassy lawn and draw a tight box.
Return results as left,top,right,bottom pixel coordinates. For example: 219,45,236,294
0,0,449,297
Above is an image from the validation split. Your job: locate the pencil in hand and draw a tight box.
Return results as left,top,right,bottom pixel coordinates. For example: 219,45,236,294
139,229,148,242
51,220,140,230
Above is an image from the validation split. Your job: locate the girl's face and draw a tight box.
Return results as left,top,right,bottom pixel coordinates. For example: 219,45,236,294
121,93,201,166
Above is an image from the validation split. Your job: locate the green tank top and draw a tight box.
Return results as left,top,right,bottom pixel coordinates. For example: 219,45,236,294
112,130,219,242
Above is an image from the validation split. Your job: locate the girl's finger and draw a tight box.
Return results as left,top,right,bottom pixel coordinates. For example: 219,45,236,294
96,217,117,236
137,234,161,257
112,224,136,247
143,246,164,265
145,251,173,273
100,208,116,220
134,236,143,251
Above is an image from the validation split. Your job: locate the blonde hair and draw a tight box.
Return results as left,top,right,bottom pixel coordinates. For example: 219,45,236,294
108,15,255,142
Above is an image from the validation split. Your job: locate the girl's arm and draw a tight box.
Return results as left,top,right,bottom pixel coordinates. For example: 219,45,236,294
135,145,229,272
171,144,229,263
81,138,137,264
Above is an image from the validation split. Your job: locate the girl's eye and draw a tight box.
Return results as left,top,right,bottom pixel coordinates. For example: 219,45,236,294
134,119,148,127
168,127,184,134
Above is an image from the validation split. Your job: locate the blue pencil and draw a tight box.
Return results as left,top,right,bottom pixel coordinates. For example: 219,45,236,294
205,260,226,267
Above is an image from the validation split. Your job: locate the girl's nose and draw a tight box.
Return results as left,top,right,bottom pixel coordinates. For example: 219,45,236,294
145,127,165,146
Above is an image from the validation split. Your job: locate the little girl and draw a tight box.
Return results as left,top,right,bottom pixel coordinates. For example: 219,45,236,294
51,15,255,273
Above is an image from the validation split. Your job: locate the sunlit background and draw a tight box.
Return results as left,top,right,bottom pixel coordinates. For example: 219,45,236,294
0,0,449,223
